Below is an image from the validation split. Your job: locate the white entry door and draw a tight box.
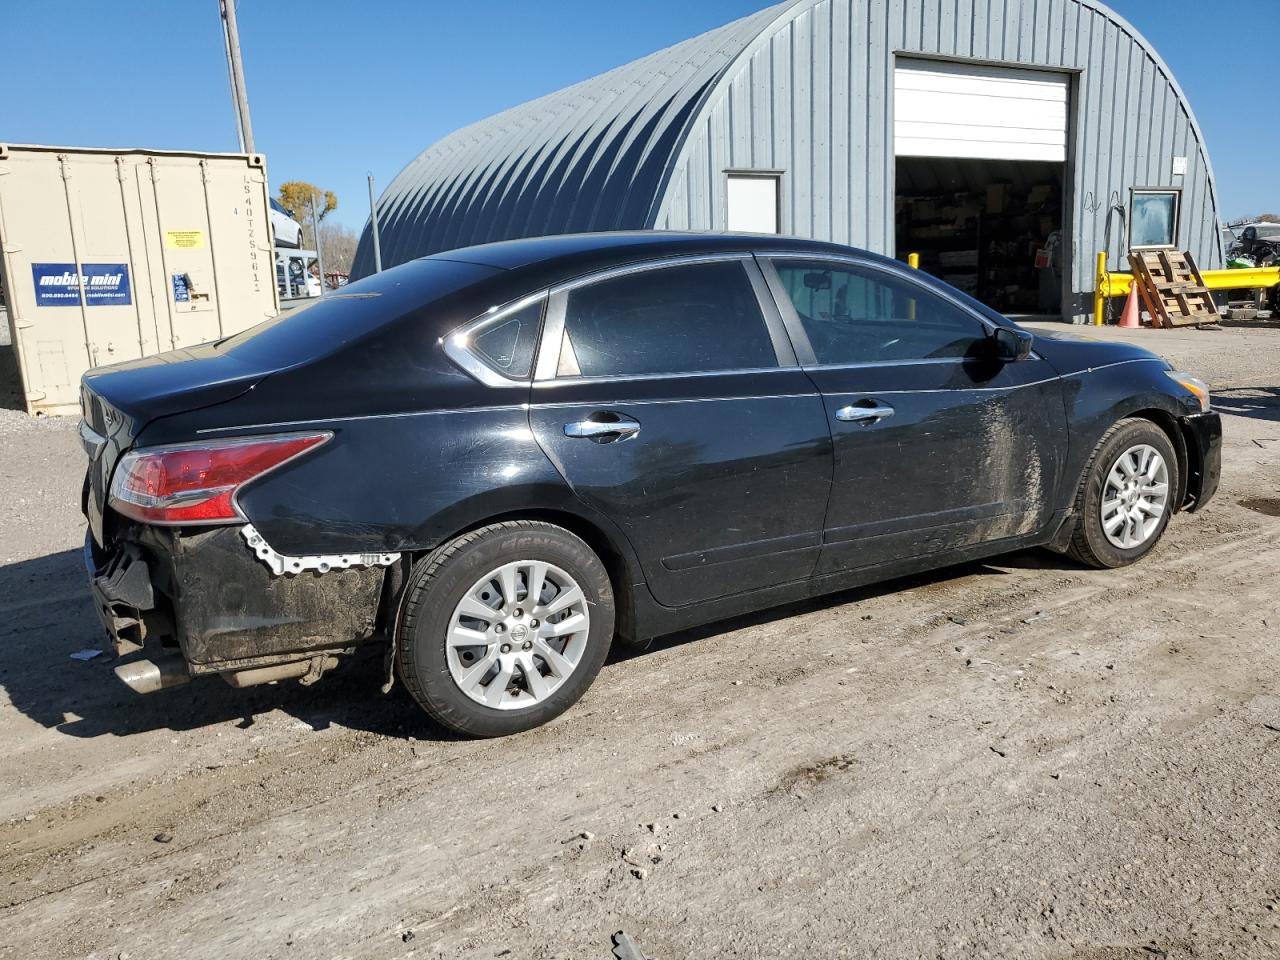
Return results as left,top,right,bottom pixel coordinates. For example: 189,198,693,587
894,60,1069,162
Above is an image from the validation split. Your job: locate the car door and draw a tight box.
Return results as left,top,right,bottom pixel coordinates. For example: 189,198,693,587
527,255,834,608
759,255,1067,576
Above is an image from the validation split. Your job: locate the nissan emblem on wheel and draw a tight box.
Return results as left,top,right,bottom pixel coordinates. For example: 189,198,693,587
79,232,1222,737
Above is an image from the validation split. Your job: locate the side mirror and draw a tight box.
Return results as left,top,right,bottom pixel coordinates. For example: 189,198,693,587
993,326,1034,362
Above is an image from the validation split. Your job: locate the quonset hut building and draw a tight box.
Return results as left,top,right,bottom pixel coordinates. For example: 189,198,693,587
352,0,1220,323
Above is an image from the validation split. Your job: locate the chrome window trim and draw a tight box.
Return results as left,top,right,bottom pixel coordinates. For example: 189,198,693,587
756,252,1008,370
532,253,794,384
531,365,800,389
534,289,569,383
441,290,549,389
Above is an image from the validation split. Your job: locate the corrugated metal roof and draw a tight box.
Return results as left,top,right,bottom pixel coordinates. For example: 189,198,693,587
351,3,791,278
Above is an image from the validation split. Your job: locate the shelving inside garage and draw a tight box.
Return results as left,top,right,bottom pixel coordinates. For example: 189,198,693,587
895,157,1064,315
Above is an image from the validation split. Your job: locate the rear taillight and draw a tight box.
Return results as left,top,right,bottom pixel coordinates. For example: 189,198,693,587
108,432,331,525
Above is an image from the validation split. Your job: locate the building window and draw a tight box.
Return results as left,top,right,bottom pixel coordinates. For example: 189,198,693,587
726,173,781,234
1130,189,1181,250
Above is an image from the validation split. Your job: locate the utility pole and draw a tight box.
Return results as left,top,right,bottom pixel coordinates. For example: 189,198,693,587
218,0,256,154
310,193,326,294
367,174,383,274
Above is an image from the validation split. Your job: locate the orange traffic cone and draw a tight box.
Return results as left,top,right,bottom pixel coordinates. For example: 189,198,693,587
1119,283,1142,328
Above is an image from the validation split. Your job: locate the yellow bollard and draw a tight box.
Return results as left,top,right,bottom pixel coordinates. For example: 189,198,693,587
1094,252,1107,326
906,253,920,320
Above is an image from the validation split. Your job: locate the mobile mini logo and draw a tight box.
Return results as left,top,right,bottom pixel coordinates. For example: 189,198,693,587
32,263,132,306
38,270,126,289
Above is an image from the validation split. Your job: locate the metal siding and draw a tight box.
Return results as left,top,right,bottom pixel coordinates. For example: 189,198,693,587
794,12,814,235
830,0,851,243
361,0,1221,323
659,0,1220,321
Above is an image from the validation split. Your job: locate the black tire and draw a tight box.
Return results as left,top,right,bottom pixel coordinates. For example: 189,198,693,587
396,521,615,737
1066,418,1179,569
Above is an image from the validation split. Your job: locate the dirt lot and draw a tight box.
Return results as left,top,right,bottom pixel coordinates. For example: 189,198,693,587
1,321,1278,960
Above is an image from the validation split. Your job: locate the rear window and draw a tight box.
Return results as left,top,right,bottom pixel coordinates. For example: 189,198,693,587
219,258,500,366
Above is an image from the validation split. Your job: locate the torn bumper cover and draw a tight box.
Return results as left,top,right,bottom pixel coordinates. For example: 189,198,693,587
84,536,155,658
1180,411,1222,512
85,524,392,680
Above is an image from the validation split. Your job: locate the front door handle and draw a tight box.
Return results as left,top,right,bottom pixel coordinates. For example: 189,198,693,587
564,415,641,442
835,403,895,424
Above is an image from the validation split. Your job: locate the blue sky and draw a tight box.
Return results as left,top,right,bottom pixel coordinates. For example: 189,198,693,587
4,1,1276,231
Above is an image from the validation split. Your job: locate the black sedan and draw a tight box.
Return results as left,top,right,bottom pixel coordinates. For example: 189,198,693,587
80,233,1221,736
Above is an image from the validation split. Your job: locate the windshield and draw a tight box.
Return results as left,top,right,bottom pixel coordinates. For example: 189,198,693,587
219,258,501,367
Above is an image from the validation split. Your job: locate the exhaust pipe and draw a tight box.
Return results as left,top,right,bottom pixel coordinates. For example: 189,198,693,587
221,655,339,689
114,655,192,694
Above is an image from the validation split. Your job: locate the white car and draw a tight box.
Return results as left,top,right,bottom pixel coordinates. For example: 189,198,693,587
270,198,303,249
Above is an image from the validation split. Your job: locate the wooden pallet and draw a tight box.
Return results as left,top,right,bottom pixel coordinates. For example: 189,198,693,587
1128,250,1220,328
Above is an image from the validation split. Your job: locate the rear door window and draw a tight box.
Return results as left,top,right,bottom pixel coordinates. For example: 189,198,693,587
772,259,987,365
555,260,778,378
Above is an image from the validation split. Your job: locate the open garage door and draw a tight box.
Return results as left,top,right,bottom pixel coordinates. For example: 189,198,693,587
894,60,1068,162
894,59,1069,316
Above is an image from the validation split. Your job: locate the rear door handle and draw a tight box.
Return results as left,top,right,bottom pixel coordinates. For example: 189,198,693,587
835,403,895,424
564,415,641,442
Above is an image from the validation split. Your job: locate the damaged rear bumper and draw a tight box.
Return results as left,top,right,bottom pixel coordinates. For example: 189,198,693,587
1180,411,1222,512
84,523,392,690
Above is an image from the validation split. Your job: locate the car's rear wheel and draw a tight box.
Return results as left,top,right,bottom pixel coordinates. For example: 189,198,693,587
1066,418,1179,569
396,521,614,737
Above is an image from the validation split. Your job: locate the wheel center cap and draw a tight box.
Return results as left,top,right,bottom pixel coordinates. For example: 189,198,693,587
509,624,529,643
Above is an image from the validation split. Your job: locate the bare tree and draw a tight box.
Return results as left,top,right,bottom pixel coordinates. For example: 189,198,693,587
318,221,359,277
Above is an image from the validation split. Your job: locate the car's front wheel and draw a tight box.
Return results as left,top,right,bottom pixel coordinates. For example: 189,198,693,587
1066,417,1179,569
396,521,615,737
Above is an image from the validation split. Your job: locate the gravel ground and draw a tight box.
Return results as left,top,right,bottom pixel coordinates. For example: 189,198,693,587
0,323,1278,960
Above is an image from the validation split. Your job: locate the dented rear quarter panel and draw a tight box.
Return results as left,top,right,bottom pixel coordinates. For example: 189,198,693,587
132,342,647,586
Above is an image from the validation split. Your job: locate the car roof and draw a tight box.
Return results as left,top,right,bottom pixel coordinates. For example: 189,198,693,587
419,231,883,284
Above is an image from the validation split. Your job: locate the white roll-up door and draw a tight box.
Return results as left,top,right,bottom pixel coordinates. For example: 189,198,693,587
894,60,1069,162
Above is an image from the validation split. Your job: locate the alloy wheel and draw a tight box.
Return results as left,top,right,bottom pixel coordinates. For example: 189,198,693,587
1100,443,1170,549
446,560,590,711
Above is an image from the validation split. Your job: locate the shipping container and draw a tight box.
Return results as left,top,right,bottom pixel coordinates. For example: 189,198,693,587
0,144,280,415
